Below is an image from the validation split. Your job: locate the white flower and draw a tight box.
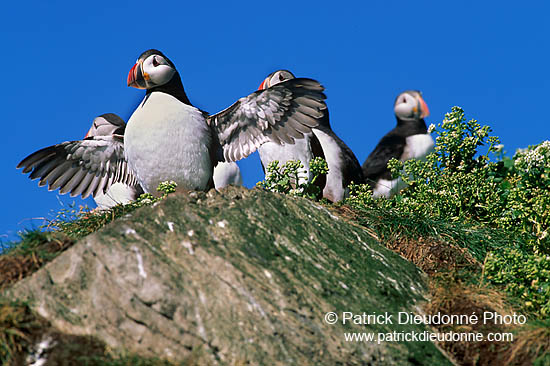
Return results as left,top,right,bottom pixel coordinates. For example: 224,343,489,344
428,123,436,133
289,187,305,196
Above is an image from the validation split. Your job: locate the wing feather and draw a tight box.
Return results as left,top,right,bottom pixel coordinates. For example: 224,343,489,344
71,171,95,197
49,163,80,191
60,169,87,195
208,78,327,162
18,135,138,199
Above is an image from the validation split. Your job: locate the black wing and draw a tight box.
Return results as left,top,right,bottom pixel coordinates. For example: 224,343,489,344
208,78,327,162
362,132,406,187
17,135,138,199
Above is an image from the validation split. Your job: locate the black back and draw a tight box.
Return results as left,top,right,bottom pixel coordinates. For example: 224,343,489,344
362,117,428,186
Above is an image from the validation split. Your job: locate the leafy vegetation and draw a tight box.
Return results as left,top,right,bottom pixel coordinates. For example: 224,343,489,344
345,107,550,320
257,156,328,200
496,140,550,251
340,106,550,364
485,249,550,317
348,107,503,225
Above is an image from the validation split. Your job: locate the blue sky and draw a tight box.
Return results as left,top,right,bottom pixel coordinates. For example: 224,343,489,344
2,2,548,242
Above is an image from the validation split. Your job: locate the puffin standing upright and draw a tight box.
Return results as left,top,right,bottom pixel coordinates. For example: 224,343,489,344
362,90,433,198
18,49,327,199
258,70,364,202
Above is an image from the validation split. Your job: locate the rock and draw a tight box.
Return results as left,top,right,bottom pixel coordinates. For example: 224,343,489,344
4,186,451,365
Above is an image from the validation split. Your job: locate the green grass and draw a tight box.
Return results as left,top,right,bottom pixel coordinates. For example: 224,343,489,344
50,182,177,240
338,202,524,262
0,298,44,364
50,202,143,239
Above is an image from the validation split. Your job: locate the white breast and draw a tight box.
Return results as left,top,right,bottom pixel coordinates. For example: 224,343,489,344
125,92,213,193
373,133,434,198
402,134,435,161
94,183,139,210
372,178,407,198
213,162,243,189
258,135,313,186
312,129,345,202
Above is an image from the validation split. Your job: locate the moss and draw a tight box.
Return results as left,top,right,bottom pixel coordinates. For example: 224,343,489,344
143,188,449,365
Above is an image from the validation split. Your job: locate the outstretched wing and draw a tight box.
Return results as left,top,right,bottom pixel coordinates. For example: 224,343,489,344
17,135,138,199
208,78,327,162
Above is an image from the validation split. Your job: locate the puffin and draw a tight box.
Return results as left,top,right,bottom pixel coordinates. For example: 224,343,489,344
17,113,143,208
257,70,326,188
258,70,364,202
362,90,433,198
18,49,326,199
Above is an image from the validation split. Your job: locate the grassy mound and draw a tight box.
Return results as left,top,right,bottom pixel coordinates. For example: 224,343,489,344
3,106,549,365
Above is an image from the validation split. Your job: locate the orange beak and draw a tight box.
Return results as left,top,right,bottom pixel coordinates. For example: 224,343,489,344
258,78,268,90
127,60,147,89
418,96,430,119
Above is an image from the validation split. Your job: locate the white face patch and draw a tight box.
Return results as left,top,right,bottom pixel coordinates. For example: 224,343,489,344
394,93,418,120
269,70,294,87
142,54,176,87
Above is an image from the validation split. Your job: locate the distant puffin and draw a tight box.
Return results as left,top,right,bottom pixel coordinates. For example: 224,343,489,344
18,49,326,199
259,70,364,202
18,113,143,209
362,90,433,198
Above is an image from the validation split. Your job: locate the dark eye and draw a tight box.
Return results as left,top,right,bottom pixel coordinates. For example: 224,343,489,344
152,57,160,67
279,73,285,81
